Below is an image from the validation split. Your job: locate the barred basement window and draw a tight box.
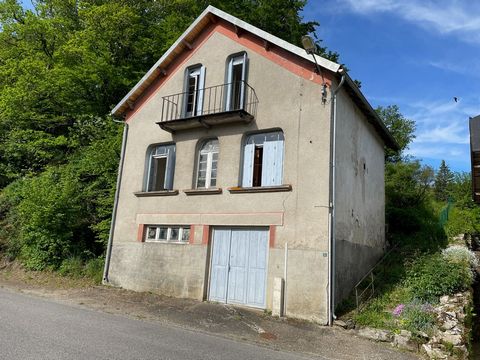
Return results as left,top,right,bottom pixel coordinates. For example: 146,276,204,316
145,225,190,243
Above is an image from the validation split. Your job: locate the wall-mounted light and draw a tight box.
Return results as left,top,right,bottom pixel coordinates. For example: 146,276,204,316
301,35,327,103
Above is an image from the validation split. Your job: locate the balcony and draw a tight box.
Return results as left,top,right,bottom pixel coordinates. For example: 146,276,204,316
157,81,258,133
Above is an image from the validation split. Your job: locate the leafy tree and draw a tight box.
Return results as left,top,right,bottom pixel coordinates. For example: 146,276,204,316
376,105,416,163
434,160,454,202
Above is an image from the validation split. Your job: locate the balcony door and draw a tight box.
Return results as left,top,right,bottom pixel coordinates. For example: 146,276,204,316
184,65,205,117
226,53,247,111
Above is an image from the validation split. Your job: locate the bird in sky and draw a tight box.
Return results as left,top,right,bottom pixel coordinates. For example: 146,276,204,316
454,97,459,102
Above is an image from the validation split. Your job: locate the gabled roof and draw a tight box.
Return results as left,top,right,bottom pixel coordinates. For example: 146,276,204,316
111,5,399,150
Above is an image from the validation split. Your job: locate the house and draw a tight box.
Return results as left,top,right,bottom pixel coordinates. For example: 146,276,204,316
103,6,398,324
469,115,480,203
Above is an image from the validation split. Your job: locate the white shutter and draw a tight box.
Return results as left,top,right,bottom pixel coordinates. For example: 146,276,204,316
196,66,205,115
165,145,176,190
242,143,254,187
262,140,284,186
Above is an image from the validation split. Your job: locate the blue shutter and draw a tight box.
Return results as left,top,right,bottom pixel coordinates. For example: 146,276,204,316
165,145,175,190
242,143,254,187
196,66,205,115
261,140,284,186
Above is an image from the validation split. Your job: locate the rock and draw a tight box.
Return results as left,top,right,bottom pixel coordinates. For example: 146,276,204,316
393,333,417,352
441,319,457,330
445,311,456,318
333,320,347,329
454,345,468,359
440,295,450,304
417,331,429,340
440,332,462,346
422,344,448,359
357,327,393,342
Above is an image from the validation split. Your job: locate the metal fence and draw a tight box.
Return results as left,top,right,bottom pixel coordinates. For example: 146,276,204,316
161,81,258,123
354,246,398,313
439,199,453,227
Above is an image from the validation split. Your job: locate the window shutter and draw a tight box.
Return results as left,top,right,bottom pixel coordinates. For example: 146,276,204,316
262,140,284,186
196,66,205,115
242,143,254,187
165,145,176,190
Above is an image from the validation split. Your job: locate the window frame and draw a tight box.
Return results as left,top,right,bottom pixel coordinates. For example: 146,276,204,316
225,52,248,111
195,138,219,189
145,225,190,244
183,64,206,118
241,130,284,188
145,143,176,192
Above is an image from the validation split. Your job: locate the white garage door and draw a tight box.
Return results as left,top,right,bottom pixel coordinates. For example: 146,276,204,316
209,227,269,308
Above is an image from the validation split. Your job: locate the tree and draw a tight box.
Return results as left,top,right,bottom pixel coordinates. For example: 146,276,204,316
434,160,454,202
376,105,416,163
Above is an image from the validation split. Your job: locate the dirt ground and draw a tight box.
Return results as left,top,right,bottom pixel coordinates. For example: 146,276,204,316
0,261,418,360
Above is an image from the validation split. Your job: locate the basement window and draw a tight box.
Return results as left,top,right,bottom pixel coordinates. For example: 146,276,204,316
145,225,190,243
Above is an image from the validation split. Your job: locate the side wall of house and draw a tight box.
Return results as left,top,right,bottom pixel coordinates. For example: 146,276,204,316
334,88,386,305
108,23,333,322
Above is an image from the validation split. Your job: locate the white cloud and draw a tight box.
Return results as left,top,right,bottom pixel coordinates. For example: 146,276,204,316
339,0,480,43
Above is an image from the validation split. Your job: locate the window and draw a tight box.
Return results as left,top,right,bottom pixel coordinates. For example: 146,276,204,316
146,144,176,191
184,65,205,117
196,139,219,189
145,225,190,243
226,53,247,111
242,131,284,187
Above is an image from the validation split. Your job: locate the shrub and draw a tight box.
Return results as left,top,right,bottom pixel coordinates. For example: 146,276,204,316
84,257,104,284
442,245,479,269
58,257,84,278
401,302,436,335
406,254,473,302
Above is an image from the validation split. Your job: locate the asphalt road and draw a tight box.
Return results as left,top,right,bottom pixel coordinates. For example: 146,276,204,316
0,287,320,360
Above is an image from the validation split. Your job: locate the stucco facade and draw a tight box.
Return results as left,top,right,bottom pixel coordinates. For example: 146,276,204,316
106,6,396,324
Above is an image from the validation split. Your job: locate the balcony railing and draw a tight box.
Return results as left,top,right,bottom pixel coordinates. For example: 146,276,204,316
160,81,258,125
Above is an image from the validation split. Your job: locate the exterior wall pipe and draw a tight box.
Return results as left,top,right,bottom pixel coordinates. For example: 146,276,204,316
103,119,129,283
327,70,345,325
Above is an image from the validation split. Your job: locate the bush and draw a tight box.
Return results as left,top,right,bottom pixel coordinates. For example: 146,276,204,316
442,245,479,269
58,257,84,278
406,254,472,302
84,258,104,284
400,302,436,335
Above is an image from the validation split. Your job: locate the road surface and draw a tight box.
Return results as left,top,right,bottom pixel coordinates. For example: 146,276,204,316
0,287,321,360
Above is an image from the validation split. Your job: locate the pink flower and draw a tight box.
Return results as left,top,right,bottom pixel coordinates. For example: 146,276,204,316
392,304,405,317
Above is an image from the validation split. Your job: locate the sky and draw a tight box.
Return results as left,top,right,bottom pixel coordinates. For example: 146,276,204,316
303,0,480,172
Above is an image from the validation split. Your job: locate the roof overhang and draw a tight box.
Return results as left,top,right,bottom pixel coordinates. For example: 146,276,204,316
110,5,398,150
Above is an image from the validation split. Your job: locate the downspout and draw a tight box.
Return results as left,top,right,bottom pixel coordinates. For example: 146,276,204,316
327,70,345,325
103,117,129,283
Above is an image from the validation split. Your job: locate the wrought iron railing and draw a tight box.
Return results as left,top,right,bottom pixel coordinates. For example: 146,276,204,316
161,81,258,123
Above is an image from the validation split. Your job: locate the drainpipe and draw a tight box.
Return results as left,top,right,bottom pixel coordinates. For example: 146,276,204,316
327,70,345,325
103,118,129,283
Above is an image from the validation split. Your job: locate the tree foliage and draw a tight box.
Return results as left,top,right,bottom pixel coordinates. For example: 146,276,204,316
376,105,416,163
0,0,337,269
434,160,454,202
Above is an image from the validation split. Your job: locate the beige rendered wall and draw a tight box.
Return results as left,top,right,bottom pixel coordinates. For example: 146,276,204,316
109,28,333,322
333,88,386,305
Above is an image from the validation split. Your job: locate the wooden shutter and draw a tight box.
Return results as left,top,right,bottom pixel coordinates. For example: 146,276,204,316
196,66,205,115
242,143,254,187
261,140,284,186
165,145,176,190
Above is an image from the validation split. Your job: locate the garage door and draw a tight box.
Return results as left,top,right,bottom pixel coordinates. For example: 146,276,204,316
209,227,269,308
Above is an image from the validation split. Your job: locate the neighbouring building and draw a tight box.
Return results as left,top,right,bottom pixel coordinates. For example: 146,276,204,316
469,115,480,203
104,6,398,324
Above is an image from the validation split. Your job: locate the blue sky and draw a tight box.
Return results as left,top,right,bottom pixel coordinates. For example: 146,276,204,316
303,0,480,172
